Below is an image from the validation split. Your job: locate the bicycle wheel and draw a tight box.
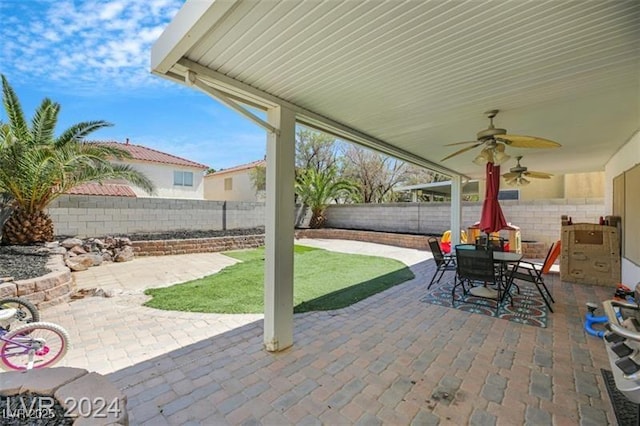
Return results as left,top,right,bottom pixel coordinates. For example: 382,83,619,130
0,322,70,371
0,297,40,330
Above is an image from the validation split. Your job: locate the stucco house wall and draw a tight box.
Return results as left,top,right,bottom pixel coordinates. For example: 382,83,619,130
478,171,604,201
605,129,640,285
204,160,265,202
116,160,205,200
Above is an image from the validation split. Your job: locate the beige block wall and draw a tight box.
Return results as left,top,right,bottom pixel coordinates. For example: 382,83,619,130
477,171,603,200
564,172,604,198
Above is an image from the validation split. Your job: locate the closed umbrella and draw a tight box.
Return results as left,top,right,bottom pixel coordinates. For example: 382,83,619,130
479,161,508,235
471,161,509,299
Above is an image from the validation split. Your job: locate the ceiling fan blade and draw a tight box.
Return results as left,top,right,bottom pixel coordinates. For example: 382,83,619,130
496,134,561,148
444,140,479,147
503,172,519,179
524,171,553,179
441,142,483,161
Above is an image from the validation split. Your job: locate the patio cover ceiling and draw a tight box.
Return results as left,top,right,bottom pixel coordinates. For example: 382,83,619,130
152,0,640,180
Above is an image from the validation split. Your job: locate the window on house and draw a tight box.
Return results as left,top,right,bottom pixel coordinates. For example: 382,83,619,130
498,189,519,200
174,171,194,187
224,177,233,191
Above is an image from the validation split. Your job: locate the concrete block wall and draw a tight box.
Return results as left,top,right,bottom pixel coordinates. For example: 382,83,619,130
326,198,605,245
48,195,261,237
225,201,265,229
47,194,604,245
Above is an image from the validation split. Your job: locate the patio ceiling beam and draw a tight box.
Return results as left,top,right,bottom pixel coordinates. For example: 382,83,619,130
185,70,279,135
176,58,469,180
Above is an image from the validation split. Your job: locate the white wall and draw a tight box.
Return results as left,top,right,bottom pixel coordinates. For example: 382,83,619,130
605,130,640,285
204,170,257,201
116,160,205,199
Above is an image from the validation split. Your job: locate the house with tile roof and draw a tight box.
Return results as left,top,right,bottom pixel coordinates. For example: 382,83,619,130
204,159,266,201
68,140,209,199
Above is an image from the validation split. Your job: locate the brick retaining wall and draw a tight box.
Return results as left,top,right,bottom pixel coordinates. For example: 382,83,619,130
0,255,75,309
131,235,265,256
295,228,430,250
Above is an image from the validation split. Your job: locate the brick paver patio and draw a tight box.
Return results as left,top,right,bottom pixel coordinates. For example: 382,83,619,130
41,239,615,425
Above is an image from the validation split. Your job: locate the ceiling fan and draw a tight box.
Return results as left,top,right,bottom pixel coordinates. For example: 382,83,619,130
441,109,561,163
503,155,553,186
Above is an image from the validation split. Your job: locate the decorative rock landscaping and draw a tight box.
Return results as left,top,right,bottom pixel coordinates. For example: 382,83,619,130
0,251,74,309
60,237,135,271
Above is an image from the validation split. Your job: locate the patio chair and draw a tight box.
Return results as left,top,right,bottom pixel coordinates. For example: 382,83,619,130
507,240,559,312
475,235,506,252
453,246,510,315
427,237,456,289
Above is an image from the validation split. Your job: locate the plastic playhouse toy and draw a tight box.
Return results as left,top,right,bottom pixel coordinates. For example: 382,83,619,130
440,230,468,254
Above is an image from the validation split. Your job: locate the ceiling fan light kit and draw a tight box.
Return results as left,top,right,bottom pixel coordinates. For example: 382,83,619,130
503,155,553,186
507,176,530,186
441,109,561,163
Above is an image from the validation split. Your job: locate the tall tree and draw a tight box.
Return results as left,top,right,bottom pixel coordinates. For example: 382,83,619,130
339,144,408,203
295,128,338,172
249,164,266,192
0,75,155,244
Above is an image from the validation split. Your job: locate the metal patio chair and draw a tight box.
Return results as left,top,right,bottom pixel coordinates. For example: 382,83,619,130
453,246,512,315
427,237,456,289
507,240,559,312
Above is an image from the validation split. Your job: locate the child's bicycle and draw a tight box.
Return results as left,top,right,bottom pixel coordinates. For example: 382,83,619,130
0,297,70,371
0,296,41,328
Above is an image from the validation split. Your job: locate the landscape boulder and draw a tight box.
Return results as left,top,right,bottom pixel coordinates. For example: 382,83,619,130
61,238,83,249
114,246,134,262
56,236,136,270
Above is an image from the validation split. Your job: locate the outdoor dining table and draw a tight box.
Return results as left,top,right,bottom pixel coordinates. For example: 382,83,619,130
467,250,523,300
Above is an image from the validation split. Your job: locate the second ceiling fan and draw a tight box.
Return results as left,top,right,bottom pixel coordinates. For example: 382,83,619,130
441,109,561,163
503,155,553,186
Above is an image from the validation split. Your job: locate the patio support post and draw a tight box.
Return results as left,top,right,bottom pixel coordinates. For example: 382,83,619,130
264,105,296,352
450,175,462,247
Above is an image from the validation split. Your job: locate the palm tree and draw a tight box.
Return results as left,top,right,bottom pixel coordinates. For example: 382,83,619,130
0,75,155,245
295,167,354,229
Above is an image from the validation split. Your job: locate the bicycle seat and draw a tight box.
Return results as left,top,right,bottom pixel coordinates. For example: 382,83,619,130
0,308,17,322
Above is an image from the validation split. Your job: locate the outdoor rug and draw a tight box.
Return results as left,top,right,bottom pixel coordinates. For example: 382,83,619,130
421,280,548,328
601,368,640,426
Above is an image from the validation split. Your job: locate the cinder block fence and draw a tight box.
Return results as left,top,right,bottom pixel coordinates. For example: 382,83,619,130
48,195,604,246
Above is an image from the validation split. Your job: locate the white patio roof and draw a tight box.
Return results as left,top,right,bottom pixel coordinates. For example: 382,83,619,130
395,180,479,197
151,0,639,180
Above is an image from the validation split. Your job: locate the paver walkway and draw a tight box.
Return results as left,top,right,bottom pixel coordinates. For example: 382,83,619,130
40,238,615,425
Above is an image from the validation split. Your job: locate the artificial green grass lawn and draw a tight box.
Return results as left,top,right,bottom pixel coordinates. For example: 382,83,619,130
144,245,414,314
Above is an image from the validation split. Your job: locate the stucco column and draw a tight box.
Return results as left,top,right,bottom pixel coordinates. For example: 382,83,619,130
263,105,296,352
450,175,462,247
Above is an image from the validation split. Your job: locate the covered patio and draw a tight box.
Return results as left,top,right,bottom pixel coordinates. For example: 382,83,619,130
146,0,640,423
152,0,639,354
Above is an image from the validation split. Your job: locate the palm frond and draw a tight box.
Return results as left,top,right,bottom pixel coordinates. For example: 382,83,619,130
31,98,60,146
1,74,29,141
55,121,112,147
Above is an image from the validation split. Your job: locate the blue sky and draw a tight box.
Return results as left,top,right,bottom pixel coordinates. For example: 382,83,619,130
0,0,266,170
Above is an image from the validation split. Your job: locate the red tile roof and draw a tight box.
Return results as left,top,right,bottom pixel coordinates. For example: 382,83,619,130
89,140,209,169
206,159,266,177
66,183,137,197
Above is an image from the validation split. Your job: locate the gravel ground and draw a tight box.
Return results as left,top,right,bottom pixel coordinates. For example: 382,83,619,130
110,226,265,241
0,245,51,281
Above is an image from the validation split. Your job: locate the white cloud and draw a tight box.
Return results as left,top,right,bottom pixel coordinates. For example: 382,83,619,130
0,0,184,95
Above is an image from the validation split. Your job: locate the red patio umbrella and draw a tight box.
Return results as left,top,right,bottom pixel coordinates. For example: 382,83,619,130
479,161,508,234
